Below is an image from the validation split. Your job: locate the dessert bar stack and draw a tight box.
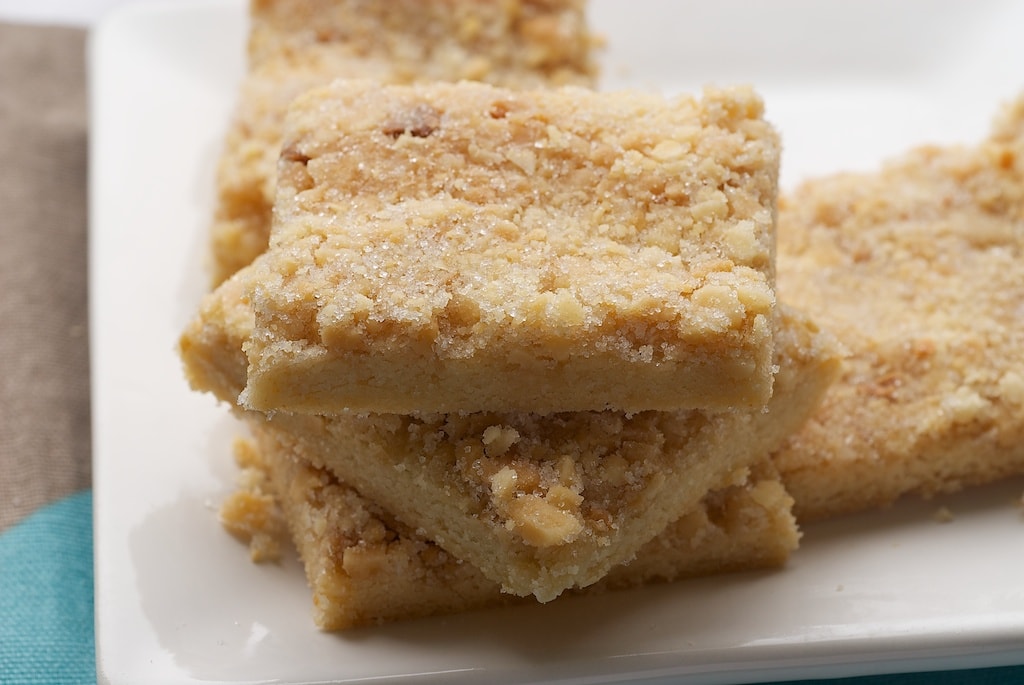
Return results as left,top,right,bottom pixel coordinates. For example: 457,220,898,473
208,303,836,627
180,0,1024,633
179,0,844,628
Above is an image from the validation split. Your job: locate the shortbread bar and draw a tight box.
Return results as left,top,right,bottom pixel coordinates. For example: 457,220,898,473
246,0,597,82
180,275,837,600
210,0,597,283
223,433,799,630
241,81,781,414
775,93,1024,520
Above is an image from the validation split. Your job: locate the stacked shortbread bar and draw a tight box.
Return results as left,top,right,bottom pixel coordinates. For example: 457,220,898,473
197,301,838,626
179,0,850,629
185,248,838,601
181,69,846,609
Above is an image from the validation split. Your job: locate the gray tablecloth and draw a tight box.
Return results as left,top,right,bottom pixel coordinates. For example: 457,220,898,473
0,22,90,532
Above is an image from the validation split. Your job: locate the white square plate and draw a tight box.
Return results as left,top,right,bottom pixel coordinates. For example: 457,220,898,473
90,1,1024,683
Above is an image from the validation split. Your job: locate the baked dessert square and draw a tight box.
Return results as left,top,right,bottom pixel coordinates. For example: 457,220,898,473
775,93,1024,520
223,432,800,630
210,0,597,284
181,274,838,600
241,80,781,414
245,0,597,82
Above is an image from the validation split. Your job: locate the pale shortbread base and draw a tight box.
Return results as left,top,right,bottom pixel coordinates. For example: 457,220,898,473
776,93,1024,520
222,432,799,630
242,81,780,415
210,0,597,284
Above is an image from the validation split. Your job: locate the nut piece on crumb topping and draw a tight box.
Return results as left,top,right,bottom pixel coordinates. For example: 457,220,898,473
482,425,520,457
489,464,585,548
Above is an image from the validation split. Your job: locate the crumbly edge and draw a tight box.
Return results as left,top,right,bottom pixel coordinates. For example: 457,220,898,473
219,436,287,563
221,426,799,630
775,93,1024,520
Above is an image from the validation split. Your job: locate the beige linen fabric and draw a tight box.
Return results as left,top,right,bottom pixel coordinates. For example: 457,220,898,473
0,23,90,531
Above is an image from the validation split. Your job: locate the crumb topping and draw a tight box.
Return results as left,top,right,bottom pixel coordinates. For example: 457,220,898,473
395,409,696,549
776,94,1024,517
252,81,778,367
210,0,597,283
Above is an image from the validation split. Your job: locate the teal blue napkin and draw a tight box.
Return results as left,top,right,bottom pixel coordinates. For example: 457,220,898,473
0,492,94,685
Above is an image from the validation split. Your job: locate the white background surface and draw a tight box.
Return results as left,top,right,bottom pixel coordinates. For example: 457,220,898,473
0,0,155,25
87,0,1024,683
